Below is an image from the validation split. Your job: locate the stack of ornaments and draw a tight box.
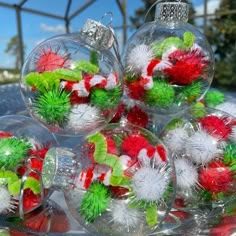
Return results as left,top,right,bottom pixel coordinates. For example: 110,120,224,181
0,0,235,235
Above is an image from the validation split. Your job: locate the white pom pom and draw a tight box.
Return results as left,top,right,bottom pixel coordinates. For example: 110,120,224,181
216,102,236,118
230,126,236,143
185,130,221,164
127,44,153,73
0,187,16,213
110,200,140,229
174,158,198,190
132,165,170,201
66,104,101,132
162,127,189,153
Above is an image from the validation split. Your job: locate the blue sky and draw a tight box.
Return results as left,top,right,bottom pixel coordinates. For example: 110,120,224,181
0,0,220,68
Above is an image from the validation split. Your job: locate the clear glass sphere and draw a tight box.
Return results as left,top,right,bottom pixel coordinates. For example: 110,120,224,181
122,2,214,115
42,122,176,235
160,107,236,211
0,115,57,216
20,32,123,136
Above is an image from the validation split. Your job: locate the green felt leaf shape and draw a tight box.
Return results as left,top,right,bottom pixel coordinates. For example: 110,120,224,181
8,177,41,196
183,31,195,48
75,60,99,74
146,204,158,226
0,170,19,185
88,132,129,187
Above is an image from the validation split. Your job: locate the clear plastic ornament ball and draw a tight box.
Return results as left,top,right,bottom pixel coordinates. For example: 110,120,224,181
160,106,236,210
122,0,214,115
42,122,176,236
0,115,57,216
20,19,123,136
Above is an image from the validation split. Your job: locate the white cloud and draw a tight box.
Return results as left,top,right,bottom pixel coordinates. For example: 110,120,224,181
195,0,220,16
40,23,67,34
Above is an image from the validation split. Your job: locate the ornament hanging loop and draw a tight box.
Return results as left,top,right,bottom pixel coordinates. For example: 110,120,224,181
99,11,113,27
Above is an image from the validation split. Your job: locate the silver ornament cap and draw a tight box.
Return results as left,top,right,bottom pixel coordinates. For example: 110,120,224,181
42,147,79,190
80,18,114,50
155,0,189,23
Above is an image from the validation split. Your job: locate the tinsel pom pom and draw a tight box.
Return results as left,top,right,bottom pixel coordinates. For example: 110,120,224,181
164,49,207,85
110,200,140,229
121,134,153,160
0,137,31,169
0,187,16,213
185,130,220,165
66,104,101,132
131,165,170,201
199,161,233,193
126,79,146,100
162,127,189,153
204,90,225,108
80,182,110,223
34,89,71,126
199,115,232,140
127,44,153,73
126,106,149,128
36,49,68,73
144,80,175,107
174,158,199,190
90,86,121,109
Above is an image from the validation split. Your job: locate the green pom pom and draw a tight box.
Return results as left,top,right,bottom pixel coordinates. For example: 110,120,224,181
80,182,110,223
0,137,31,169
144,80,175,107
223,143,236,166
75,60,99,74
90,86,121,109
34,89,71,126
90,50,99,66
178,80,202,103
8,177,40,196
183,31,195,48
191,102,206,118
204,90,225,108
164,118,184,131
54,68,82,81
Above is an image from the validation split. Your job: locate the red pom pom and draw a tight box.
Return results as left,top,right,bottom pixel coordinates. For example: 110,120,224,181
199,161,233,193
199,115,232,140
29,144,50,159
23,189,41,213
121,134,151,159
127,106,149,127
164,49,207,85
36,50,68,72
0,131,13,138
126,80,146,100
